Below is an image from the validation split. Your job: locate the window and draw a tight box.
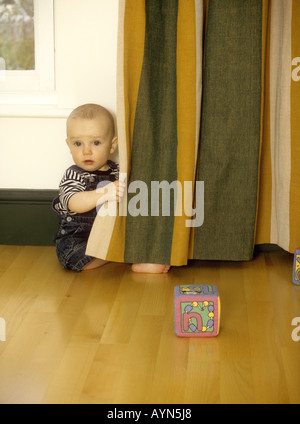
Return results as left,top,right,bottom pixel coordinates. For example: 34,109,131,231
0,0,35,71
0,0,56,114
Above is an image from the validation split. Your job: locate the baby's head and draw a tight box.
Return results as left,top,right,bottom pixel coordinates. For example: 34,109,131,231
66,104,118,172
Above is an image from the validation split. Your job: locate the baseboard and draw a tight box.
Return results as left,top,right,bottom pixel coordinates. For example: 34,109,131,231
0,189,59,246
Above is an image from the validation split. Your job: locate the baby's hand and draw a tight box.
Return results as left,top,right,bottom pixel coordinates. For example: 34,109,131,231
112,180,126,203
97,180,126,204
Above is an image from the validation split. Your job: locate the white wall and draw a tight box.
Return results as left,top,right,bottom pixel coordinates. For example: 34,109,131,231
0,0,119,189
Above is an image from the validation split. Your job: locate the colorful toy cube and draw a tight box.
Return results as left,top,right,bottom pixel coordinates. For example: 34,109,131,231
293,248,300,285
174,284,220,337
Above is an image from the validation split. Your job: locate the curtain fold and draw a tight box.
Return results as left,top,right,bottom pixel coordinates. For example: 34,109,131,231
86,0,300,265
256,0,300,252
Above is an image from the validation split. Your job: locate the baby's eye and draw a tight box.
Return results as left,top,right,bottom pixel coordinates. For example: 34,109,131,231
74,141,81,147
93,140,101,146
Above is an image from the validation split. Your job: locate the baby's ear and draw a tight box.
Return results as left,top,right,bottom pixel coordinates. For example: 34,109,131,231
110,136,118,153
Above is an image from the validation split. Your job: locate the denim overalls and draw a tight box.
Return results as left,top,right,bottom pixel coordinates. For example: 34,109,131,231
52,163,118,271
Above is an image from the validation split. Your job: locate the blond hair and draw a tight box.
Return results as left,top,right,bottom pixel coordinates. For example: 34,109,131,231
66,104,115,137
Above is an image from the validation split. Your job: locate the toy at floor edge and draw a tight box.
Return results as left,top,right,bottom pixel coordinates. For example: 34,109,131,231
292,248,300,285
174,284,220,337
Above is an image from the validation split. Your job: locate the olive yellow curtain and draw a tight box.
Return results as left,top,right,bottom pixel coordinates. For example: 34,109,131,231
86,0,300,265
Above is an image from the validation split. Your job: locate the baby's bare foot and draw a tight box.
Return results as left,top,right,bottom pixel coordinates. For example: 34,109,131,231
131,263,171,274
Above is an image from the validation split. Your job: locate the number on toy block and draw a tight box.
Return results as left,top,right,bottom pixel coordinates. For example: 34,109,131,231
174,284,220,337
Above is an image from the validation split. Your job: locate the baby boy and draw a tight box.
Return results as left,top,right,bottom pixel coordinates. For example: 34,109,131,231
52,103,125,271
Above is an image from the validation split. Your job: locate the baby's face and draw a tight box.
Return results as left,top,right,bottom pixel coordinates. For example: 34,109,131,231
66,117,117,172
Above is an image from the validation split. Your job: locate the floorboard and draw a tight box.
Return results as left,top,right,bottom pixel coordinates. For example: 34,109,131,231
0,246,299,404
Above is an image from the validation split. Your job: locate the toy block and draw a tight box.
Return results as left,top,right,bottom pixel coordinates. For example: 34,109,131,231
293,248,300,285
174,284,220,337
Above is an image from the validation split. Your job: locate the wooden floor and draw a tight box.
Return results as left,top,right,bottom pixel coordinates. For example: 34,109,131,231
0,245,299,404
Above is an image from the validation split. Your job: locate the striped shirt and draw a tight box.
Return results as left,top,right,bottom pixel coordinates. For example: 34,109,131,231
52,160,119,216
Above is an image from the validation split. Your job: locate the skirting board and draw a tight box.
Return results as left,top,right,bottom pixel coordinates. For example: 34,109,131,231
0,189,59,246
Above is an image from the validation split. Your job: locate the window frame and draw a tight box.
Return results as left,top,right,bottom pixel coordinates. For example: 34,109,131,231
0,0,58,116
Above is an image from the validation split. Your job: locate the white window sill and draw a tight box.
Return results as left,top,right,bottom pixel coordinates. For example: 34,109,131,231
0,92,72,118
